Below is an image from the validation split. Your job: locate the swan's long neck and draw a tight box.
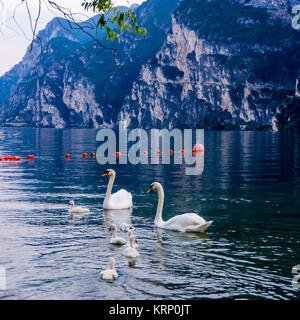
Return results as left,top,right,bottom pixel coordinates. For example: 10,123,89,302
110,259,115,270
105,173,115,200
155,185,164,224
112,227,117,238
129,237,134,248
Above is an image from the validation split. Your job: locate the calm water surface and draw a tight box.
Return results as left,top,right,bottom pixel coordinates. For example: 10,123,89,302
0,128,300,300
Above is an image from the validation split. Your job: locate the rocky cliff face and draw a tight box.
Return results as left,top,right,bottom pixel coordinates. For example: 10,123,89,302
0,0,180,127
234,0,299,20
119,0,300,130
0,17,90,106
0,0,299,130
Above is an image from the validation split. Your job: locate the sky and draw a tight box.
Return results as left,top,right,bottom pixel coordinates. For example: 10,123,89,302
0,0,145,76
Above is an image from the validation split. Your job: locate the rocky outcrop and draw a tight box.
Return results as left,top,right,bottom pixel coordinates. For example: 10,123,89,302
8,63,103,128
233,0,299,20
119,0,300,130
0,0,181,127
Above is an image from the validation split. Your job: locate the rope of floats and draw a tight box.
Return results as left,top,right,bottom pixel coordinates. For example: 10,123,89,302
0,144,204,162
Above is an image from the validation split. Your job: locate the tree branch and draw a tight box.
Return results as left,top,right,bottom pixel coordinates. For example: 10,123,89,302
0,1,146,66
47,0,118,64
1,0,119,64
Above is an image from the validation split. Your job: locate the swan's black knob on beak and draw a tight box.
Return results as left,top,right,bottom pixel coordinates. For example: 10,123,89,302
146,185,153,194
102,170,109,176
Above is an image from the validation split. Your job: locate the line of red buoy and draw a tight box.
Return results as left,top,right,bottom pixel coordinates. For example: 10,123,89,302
65,153,96,158
0,155,36,162
1,147,204,163
151,146,205,155
65,147,205,160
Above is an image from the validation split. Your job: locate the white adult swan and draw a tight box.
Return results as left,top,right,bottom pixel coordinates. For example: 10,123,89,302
122,235,139,259
109,224,127,245
102,169,133,209
147,182,213,233
68,200,90,214
100,257,118,281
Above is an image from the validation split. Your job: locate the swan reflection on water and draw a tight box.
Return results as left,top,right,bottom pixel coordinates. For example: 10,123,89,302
155,227,212,245
152,228,212,270
102,207,133,231
127,259,137,268
68,208,91,223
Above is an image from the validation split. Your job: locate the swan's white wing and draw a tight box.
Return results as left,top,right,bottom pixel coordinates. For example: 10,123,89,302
122,247,139,258
100,269,118,280
119,223,135,232
110,236,127,245
163,213,206,230
185,220,213,233
110,189,133,209
69,206,90,214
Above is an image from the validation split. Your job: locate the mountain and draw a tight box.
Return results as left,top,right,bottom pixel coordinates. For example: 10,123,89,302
0,0,180,127
0,0,299,130
119,0,300,130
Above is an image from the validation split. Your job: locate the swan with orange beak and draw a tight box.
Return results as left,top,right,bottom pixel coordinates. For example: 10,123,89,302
102,169,133,210
147,182,213,233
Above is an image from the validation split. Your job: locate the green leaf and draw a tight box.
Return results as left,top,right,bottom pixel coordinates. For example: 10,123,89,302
82,0,147,41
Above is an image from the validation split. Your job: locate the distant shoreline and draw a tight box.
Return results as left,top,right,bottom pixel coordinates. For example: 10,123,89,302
0,123,279,131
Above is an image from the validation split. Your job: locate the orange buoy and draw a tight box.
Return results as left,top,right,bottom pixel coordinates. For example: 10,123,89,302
27,155,35,159
116,152,121,157
15,156,21,161
193,144,205,152
0,157,2,161
169,150,174,155
91,152,96,157
143,151,148,155
192,148,196,153
8,156,14,161
157,150,161,154
181,149,184,154
65,153,71,158
83,153,88,158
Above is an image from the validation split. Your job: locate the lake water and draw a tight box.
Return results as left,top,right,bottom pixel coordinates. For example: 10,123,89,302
0,128,299,300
